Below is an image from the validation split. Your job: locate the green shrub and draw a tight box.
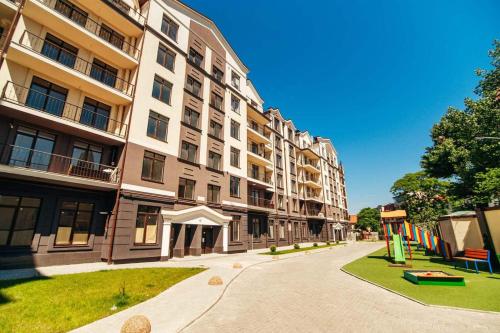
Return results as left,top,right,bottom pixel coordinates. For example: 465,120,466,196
336,240,340,244
313,242,318,247
293,243,300,249
270,245,277,253
326,241,331,245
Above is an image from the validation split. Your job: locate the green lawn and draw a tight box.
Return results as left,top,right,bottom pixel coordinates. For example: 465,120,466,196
0,267,205,333
261,242,343,255
343,245,500,312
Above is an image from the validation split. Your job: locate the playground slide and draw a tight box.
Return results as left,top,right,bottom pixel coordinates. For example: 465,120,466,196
392,234,406,263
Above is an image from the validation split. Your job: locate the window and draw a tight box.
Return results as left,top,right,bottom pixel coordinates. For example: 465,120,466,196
183,107,200,128
156,43,175,71
90,58,118,88
230,147,240,167
231,71,240,90
135,205,159,244
290,161,296,174
81,97,111,131
252,217,260,239
210,92,223,110
161,15,179,41
0,195,41,246
178,178,195,199
274,118,280,131
302,223,308,238
180,141,197,163
289,144,295,157
291,180,297,193
230,215,240,242
54,0,88,27
207,151,221,170
71,142,102,171
188,47,203,67
231,95,240,113
268,220,274,239
275,136,282,147
185,75,202,97
279,221,285,239
276,154,282,169
278,195,284,209
141,151,165,182
292,198,298,212
152,75,172,104
99,24,125,50
209,120,222,139
27,76,68,117
294,222,299,238
147,111,169,142
9,127,55,171
230,120,240,140
277,174,283,188
207,184,220,203
230,176,240,197
41,33,78,68
288,129,293,140
213,66,223,82
55,201,94,245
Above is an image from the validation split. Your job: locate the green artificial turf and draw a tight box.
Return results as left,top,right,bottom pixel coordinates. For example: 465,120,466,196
261,242,343,255
0,267,205,333
343,245,500,312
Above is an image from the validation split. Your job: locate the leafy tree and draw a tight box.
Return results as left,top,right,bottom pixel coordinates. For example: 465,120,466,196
421,41,500,207
390,171,450,230
473,168,500,206
357,207,380,232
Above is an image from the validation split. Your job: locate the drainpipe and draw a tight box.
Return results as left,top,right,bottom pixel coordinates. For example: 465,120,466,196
0,0,27,69
107,5,148,264
319,155,328,241
282,137,291,244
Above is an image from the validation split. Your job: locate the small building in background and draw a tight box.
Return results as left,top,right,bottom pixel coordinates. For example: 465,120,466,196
348,214,357,230
438,211,483,256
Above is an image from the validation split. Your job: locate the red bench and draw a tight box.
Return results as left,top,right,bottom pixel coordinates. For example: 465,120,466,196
454,248,493,274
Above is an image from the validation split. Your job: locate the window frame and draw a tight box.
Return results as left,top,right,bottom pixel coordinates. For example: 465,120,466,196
156,42,176,71
207,184,221,203
180,141,198,163
147,110,169,142
134,205,160,245
161,14,179,41
54,201,94,246
152,75,173,105
229,175,240,198
207,150,222,170
178,177,196,200
0,195,42,247
230,119,240,140
141,150,165,183
230,147,240,168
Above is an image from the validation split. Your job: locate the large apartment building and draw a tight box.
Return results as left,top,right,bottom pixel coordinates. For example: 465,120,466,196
0,0,348,268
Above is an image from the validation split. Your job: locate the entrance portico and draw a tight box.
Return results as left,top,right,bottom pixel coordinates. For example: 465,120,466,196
160,205,232,259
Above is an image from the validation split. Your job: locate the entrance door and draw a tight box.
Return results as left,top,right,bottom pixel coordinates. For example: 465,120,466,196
201,226,213,254
184,225,193,256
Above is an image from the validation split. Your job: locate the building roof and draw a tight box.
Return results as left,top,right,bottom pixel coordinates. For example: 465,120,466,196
441,211,476,218
349,215,358,224
380,210,407,219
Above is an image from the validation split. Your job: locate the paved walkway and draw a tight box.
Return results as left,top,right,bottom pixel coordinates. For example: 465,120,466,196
184,242,500,333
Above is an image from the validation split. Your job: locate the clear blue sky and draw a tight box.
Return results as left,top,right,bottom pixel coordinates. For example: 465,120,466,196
183,0,499,213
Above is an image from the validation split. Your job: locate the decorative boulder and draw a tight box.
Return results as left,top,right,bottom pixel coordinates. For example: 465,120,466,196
233,263,242,269
208,276,223,285
120,315,151,333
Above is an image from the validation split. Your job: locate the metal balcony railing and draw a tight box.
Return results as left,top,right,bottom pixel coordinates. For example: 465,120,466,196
35,0,140,59
247,195,274,208
247,168,273,185
19,31,134,96
247,143,271,161
102,0,146,26
1,81,127,138
1,144,120,184
247,122,271,139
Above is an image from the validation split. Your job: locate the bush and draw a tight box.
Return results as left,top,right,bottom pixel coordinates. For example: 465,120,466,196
326,241,331,245
293,243,300,249
270,245,277,253
336,240,340,244
313,242,318,247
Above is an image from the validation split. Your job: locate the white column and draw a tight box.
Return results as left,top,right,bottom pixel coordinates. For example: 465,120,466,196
222,222,229,252
160,220,172,259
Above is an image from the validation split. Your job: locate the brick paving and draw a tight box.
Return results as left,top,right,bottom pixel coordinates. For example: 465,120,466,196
183,242,500,333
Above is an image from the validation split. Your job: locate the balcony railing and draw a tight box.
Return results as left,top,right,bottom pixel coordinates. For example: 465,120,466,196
247,143,271,161
1,144,120,184
102,0,146,26
34,0,140,59
304,175,320,183
304,192,322,201
247,168,273,185
247,195,274,209
18,31,134,97
247,123,271,139
1,81,127,138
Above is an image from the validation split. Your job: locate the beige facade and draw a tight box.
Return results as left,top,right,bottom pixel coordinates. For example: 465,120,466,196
0,0,348,267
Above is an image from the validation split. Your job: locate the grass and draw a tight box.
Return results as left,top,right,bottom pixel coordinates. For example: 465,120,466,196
343,245,500,312
261,242,343,255
0,267,205,333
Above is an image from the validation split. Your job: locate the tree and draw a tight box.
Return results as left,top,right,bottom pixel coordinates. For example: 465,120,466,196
473,168,500,206
357,207,380,232
390,171,450,231
421,41,500,207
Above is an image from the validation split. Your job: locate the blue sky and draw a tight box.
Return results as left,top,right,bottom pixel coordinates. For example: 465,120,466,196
183,0,499,213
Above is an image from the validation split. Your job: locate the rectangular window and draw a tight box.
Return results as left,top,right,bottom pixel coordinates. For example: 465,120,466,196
156,43,175,71
279,221,285,239
293,199,298,212
0,195,41,246
188,47,203,67
161,15,179,41
41,33,78,68
55,201,94,245
147,111,169,142
81,97,111,131
230,120,240,140
268,221,274,239
230,216,240,242
231,95,240,113
274,118,280,131
294,222,299,238
152,75,172,104
178,178,195,200
213,66,223,82
99,23,125,50
291,180,297,193
231,71,240,90
207,184,220,203
209,120,222,139
277,174,283,188
180,141,198,163
230,147,240,168
290,161,296,175
27,76,68,117
141,151,165,182
208,151,221,170
10,127,55,171
90,58,118,88
186,75,202,97
230,176,240,197
54,0,88,27
134,205,159,244
276,154,282,169
183,107,200,128
210,92,223,110
70,142,102,172
278,195,284,209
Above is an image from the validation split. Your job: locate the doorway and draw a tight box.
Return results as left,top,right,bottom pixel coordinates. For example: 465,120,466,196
184,225,193,255
201,226,214,254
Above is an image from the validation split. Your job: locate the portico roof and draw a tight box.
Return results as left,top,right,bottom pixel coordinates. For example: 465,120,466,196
161,205,232,226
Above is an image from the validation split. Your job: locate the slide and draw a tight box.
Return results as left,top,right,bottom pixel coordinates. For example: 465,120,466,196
392,234,406,263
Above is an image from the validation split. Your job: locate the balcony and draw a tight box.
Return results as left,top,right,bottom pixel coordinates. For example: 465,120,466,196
23,0,140,67
1,81,127,140
303,174,322,189
299,157,321,173
247,167,273,186
247,142,272,167
304,191,323,203
247,122,271,144
0,144,119,188
100,0,146,26
0,0,19,13
247,195,274,209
